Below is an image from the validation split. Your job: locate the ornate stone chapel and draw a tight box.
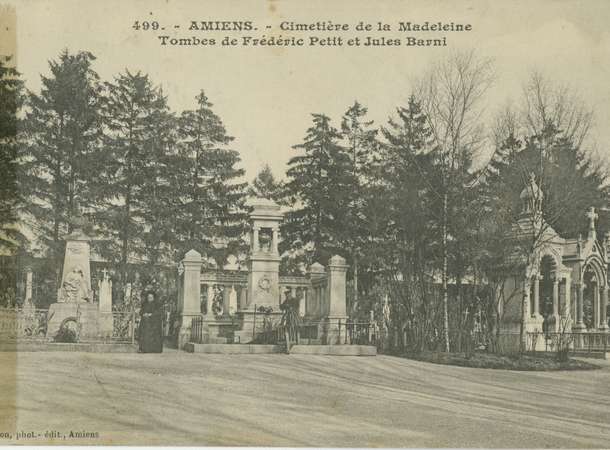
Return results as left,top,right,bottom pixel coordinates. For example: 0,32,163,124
500,175,610,349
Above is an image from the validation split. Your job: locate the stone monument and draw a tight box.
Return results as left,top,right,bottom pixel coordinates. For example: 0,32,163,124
246,198,283,309
98,269,114,337
178,197,351,347
47,212,101,340
234,199,284,342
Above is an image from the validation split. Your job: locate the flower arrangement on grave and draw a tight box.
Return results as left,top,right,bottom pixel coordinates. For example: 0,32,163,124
255,305,275,343
257,305,273,315
54,322,78,343
212,287,223,317
22,310,50,337
54,310,81,343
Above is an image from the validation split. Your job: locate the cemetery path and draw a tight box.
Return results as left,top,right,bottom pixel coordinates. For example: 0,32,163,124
1,351,610,447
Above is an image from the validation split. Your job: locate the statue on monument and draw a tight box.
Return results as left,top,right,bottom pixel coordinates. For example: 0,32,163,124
57,199,93,304
59,267,91,303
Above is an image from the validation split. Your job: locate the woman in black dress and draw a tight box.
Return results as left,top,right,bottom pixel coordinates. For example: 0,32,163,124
139,290,163,353
280,289,302,345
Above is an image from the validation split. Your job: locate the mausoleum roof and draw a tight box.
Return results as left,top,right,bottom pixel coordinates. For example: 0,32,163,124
247,196,284,220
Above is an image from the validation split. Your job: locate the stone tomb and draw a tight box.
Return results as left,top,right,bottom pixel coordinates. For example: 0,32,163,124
47,303,104,340
176,198,351,348
46,230,113,340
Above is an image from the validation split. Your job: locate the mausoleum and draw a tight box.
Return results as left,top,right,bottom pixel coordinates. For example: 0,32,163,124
500,175,609,350
176,198,353,350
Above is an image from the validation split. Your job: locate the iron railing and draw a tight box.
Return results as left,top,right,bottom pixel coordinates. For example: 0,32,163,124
104,310,138,343
0,307,138,343
535,332,610,353
337,319,377,345
0,307,50,341
187,315,376,347
190,315,205,344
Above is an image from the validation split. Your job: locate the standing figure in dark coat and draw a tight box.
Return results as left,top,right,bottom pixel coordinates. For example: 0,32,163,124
280,289,302,345
139,291,163,353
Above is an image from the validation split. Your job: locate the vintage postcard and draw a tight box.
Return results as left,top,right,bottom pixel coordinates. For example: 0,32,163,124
1,0,610,447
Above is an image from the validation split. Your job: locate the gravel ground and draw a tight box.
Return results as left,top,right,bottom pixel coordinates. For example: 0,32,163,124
1,351,609,447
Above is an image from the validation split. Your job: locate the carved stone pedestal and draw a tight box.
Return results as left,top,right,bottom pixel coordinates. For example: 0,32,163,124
46,303,101,340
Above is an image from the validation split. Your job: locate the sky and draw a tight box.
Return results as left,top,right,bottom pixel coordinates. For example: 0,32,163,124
2,0,610,181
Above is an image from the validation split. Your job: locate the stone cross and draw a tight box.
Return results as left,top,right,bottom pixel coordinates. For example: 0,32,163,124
24,267,34,309
98,271,112,312
586,206,598,240
586,206,598,229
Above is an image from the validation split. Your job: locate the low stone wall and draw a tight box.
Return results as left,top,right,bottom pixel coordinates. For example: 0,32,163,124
0,341,138,352
184,343,282,354
290,345,376,356
183,342,377,356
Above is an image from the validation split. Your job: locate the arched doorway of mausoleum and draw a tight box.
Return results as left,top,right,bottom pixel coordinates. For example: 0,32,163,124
539,254,556,333
580,258,606,330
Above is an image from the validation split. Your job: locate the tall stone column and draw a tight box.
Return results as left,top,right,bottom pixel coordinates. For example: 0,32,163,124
522,277,531,321
574,282,586,331
178,249,202,348
252,227,260,252
593,283,601,329
201,284,207,313
325,255,349,344
308,262,326,319
271,228,279,255
563,277,571,318
238,285,248,311
222,286,230,317
532,276,541,318
552,278,560,332
228,285,238,315
600,287,609,330
206,284,215,316
298,288,306,317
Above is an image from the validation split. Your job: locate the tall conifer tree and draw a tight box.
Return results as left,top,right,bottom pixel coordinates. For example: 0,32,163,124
172,91,247,264
20,50,103,272
98,70,174,281
283,114,353,264
0,56,24,254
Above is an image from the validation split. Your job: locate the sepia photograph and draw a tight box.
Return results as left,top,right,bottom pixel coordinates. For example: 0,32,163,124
0,0,610,447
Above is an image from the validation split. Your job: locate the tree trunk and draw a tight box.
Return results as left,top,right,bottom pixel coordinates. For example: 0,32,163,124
519,284,527,353
353,254,358,316
456,273,463,352
121,126,135,298
121,188,131,283
442,192,450,352
53,116,65,288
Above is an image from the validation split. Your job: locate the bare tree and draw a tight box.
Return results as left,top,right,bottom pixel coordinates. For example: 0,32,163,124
521,72,593,149
415,50,495,352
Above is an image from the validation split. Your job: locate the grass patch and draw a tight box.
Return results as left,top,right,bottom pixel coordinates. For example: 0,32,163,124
400,351,600,371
